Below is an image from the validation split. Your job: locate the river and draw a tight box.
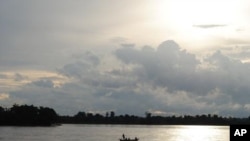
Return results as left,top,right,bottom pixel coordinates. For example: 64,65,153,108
0,124,229,141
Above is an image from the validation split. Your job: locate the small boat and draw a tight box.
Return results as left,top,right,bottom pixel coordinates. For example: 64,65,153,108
119,134,139,141
119,138,139,141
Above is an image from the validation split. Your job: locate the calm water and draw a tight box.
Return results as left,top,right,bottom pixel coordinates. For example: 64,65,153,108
0,124,229,141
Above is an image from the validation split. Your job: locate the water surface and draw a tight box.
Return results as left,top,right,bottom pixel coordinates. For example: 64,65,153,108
0,124,229,141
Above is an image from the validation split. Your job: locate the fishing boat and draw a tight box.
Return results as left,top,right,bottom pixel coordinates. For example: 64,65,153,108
119,134,139,141
119,137,139,141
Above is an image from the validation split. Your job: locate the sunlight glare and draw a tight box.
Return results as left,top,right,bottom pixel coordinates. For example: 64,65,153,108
151,0,246,50
180,126,217,141
153,0,239,29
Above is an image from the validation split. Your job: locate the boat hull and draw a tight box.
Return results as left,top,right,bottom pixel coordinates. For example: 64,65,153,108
120,138,139,141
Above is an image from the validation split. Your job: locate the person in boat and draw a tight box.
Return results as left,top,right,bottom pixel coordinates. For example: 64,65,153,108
120,134,139,141
122,134,125,139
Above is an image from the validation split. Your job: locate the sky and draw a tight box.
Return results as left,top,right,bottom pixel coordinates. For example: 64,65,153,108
1,0,250,117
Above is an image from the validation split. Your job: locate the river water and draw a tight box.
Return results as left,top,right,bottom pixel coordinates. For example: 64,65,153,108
0,124,229,141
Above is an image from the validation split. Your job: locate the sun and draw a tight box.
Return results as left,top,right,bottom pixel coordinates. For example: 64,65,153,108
152,0,238,29
150,0,244,51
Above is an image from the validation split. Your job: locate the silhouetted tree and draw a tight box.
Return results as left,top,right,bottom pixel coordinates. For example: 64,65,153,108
2,104,250,126
110,111,115,118
145,112,151,118
105,112,109,118
0,104,58,126
74,111,86,123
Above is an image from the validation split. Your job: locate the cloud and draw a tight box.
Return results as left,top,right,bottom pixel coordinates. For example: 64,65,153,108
72,51,100,66
3,40,250,117
193,24,227,28
29,79,55,88
0,0,249,117
115,40,200,93
0,93,9,100
110,37,128,44
0,74,8,79
113,40,250,116
14,73,28,81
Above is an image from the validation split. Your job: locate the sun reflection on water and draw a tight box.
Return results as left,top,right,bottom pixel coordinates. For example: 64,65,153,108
180,126,214,141
171,125,228,141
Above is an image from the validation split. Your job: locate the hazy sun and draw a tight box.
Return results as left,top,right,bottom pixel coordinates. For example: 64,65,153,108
150,0,246,50
153,0,241,29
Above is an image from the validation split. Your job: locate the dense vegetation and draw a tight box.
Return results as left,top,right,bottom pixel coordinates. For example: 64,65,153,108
1,104,250,126
0,104,58,126
60,111,250,125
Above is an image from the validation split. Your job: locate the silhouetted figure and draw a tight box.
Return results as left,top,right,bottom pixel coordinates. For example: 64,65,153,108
122,134,125,139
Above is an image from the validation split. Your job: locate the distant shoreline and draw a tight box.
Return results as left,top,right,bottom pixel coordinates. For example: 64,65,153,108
1,104,250,126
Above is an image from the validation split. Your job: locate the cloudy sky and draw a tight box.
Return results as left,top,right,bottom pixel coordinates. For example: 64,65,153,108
1,0,250,117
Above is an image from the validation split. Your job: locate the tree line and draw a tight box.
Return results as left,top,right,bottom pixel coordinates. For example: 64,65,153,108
0,104,58,126
60,111,250,125
1,104,250,126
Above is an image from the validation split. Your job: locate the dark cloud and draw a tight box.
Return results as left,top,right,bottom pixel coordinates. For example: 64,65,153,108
193,24,227,28
6,40,250,117
58,51,100,79
115,40,200,93
29,79,54,88
113,40,250,116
